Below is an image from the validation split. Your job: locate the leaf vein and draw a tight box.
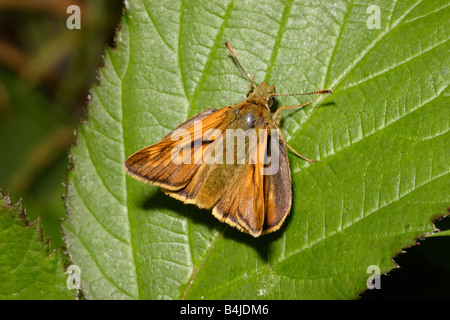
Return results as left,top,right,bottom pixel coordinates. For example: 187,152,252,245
264,0,294,82
288,0,425,144
62,223,135,298
342,36,450,91
143,1,175,52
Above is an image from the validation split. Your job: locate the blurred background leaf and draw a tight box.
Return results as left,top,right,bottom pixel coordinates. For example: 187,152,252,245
0,0,123,249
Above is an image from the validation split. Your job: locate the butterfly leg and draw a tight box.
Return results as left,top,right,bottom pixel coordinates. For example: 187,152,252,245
285,143,316,163
273,100,312,125
274,116,317,163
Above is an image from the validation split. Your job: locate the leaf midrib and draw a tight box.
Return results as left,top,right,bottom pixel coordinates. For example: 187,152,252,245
119,13,141,300
175,0,235,300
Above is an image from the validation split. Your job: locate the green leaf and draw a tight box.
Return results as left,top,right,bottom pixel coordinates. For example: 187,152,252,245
0,192,76,299
63,0,449,299
427,230,450,237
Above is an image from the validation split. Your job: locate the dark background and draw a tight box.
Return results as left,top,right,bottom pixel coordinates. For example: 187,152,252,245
0,0,448,300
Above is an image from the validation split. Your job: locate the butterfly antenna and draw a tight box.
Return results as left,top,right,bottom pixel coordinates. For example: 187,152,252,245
273,89,333,97
225,42,254,86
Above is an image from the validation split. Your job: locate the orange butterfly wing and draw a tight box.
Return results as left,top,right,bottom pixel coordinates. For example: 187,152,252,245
124,107,231,190
209,126,292,236
261,128,292,234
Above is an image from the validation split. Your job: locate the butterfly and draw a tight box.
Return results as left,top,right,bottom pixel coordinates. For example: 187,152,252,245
124,43,331,237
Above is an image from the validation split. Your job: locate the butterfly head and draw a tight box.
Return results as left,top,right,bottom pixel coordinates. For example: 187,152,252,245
247,81,276,109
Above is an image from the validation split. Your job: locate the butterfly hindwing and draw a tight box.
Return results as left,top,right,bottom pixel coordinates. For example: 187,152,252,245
262,127,292,234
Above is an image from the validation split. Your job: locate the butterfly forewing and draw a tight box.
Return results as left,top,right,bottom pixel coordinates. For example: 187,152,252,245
124,107,230,190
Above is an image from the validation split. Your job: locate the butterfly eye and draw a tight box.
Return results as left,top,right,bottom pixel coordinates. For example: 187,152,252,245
267,97,274,108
